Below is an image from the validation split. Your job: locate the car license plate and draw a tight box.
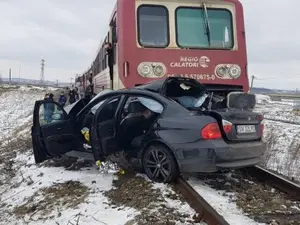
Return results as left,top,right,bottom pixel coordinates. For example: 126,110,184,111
237,125,256,134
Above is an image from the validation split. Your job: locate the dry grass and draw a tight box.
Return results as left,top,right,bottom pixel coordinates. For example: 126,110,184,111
13,180,89,219
104,174,198,225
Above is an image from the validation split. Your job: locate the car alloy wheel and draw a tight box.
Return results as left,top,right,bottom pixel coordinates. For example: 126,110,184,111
143,145,178,183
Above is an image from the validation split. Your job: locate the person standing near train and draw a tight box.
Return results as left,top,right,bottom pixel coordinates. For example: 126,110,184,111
69,85,76,104
105,42,114,89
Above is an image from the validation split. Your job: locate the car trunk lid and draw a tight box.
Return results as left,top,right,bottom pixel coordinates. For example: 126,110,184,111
207,109,263,142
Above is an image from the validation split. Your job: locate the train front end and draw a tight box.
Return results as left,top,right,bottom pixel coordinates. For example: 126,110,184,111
118,0,248,92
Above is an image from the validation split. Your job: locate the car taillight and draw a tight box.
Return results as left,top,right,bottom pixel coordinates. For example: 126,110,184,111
201,122,222,139
222,120,232,134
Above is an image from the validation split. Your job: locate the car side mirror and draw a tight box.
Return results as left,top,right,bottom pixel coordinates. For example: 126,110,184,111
227,92,256,110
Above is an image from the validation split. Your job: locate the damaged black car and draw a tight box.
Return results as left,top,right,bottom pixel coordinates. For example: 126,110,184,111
31,77,266,183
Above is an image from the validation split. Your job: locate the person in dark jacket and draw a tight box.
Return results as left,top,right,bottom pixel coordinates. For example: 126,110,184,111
85,77,94,100
44,93,55,123
69,86,76,104
58,92,67,107
43,93,49,121
75,87,79,100
105,42,114,89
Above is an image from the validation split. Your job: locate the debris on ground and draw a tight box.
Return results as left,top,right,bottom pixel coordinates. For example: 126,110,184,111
195,170,300,225
104,173,203,225
13,180,89,221
42,156,94,171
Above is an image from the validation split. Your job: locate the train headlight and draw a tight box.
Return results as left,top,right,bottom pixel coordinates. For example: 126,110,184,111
153,64,165,76
228,65,241,79
216,65,227,77
137,63,152,77
137,62,166,78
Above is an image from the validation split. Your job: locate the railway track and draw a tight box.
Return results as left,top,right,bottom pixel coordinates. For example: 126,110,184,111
264,117,300,125
173,166,300,225
174,178,230,225
244,165,300,200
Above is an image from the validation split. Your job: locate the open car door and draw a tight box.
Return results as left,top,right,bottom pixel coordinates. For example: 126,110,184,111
90,96,122,158
31,100,76,163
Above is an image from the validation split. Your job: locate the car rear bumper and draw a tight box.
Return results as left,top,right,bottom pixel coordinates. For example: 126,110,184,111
173,140,266,173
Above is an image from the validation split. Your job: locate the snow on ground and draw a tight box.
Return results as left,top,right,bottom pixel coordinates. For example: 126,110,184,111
255,95,300,124
0,85,202,225
0,85,58,142
1,152,137,225
0,89,40,142
254,94,300,182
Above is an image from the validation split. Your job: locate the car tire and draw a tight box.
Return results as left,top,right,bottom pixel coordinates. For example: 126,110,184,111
142,144,179,183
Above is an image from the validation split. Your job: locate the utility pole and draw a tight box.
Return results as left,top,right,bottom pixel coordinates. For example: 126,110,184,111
56,79,59,87
40,59,45,85
9,68,12,84
19,64,21,79
249,75,255,93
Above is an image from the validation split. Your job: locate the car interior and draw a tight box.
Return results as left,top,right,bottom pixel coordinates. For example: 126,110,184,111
77,96,161,153
117,98,160,151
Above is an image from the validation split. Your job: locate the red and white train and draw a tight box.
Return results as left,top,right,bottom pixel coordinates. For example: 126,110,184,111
77,0,249,95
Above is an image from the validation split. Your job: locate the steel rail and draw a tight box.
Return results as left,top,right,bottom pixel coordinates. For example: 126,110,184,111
245,165,300,200
174,177,230,225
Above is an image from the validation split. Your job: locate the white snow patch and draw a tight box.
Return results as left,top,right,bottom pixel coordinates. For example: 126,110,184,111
0,88,45,141
1,152,137,225
255,94,271,104
254,95,300,182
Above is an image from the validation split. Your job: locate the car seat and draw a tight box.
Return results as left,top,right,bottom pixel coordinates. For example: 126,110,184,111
118,101,148,149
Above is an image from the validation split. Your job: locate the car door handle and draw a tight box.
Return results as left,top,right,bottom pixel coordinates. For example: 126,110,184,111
57,127,61,130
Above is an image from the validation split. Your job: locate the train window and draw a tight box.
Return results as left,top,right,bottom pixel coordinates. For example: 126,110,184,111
137,5,169,47
175,7,233,49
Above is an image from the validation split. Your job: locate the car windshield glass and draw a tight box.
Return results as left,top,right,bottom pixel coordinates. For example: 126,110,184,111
137,97,164,113
176,95,208,108
165,79,208,109
176,7,233,48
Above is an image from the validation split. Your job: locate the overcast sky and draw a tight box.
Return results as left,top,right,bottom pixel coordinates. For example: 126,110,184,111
0,0,298,89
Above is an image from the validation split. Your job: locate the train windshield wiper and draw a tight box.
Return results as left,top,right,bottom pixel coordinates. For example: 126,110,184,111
202,3,211,46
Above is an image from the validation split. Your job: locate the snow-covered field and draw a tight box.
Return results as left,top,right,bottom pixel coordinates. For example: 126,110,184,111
255,94,300,124
255,94,300,182
0,85,203,225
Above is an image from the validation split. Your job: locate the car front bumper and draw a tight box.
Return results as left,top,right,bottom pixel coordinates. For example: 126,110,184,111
173,139,266,173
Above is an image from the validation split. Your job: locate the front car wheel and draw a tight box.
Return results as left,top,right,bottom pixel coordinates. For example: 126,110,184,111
142,144,179,183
